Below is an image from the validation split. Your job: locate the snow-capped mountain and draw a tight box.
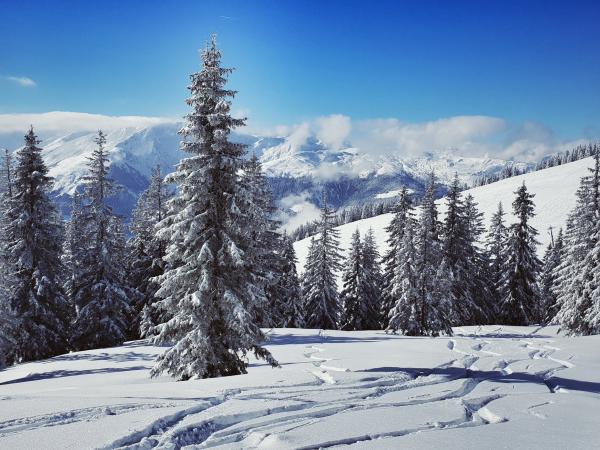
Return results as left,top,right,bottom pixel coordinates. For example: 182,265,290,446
1,113,531,220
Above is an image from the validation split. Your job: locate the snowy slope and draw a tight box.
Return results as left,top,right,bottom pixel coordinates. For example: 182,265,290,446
0,326,598,449
294,156,596,277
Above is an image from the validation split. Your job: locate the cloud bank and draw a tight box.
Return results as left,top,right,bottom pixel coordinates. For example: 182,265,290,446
0,111,593,164
255,114,592,163
0,111,177,135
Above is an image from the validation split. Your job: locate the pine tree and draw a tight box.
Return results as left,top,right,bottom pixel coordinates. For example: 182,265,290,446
3,128,71,362
498,183,542,325
63,192,87,316
339,230,376,331
380,187,414,326
270,234,303,328
462,194,494,323
70,130,131,350
240,154,283,328
414,173,455,336
302,192,343,329
387,221,422,335
150,36,277,379
0,149,16,367
554,151,600,334
361,228,383,329
540,228,563,323
442,176,489,325
127,165,171,338
486,202,509,309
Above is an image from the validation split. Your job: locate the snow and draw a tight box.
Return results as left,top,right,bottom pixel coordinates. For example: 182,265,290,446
0,326,598,449
295,157,597,280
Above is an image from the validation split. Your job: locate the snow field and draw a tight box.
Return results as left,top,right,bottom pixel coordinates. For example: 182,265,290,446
0,325,598,449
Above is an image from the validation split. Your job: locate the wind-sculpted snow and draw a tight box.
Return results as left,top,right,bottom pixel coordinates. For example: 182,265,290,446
0,326,598,449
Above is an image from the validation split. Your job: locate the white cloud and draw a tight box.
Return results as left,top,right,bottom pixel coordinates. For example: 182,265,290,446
315,114,351,150
287,122,312,148
350,116,507,159
0,111,177,134
5,76,37,87
258,114,592,164
276,192,321,232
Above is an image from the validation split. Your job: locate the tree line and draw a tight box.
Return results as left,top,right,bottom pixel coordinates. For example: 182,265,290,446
474,142,600,187
300,155,600,338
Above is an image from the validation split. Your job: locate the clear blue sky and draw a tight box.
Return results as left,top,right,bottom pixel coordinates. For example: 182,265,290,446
1,0,599,137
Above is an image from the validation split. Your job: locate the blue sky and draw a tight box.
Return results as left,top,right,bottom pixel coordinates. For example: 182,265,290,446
1,0,599,139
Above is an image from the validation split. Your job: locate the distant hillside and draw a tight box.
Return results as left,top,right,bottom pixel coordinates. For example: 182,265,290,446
294,156,596,281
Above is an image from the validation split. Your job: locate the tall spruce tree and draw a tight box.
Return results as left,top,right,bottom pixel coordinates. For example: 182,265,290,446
270,234,304,328
540,228,563,323
127,165,171,338
554,151,600,334
340,230,365,330
70,130,131,350
150,36,277,379
387,220,422,335
380,187,414,326
0,148,16,367
414,173,455,336
442,176,490,325
498,183,542,325
361,228,383,329
339,229,382,331
240,154,283,327
462,194,494,322
3,128,70,363
302,192,343,329
486,202,509,311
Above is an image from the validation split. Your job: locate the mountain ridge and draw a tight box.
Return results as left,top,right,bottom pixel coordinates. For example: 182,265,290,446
1,113,533,225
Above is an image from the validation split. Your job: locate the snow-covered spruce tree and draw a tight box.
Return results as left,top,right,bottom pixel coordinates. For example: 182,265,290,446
269,233,304,328
239,154,284,327
540,228,563,324
63,192,86,313
498,183,542,325
462,194,495,322
302,192,343,329
580,224,600,333
387,220,422,335
70,130,131,351
3,128,70,363
486,202,509,310
414,173,454,336
150,36,277,379
361,228,383,328
0,148,17,367
554,151,600,334
127,165,172,338
340,230,367,330
380,187,415,327
442,176,490,325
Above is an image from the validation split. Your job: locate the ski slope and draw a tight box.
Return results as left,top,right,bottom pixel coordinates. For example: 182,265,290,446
294,156,596,276
0,326,598,449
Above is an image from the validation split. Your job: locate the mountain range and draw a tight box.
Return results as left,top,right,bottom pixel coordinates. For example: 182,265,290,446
0,112,532,228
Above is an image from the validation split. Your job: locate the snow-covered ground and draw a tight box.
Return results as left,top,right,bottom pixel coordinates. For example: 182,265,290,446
0,326,598,449
295,156,596,278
